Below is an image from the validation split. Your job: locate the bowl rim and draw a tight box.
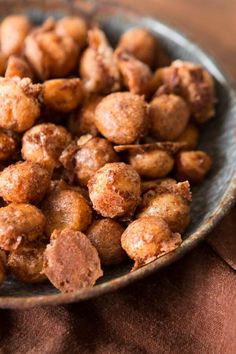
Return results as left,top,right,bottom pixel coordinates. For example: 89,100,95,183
0,3,236,309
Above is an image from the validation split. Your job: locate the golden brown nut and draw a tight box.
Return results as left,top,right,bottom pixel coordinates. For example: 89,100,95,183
175,150,212,184
5,55,34,79
68,95,102,136
79,28,120,94
0,161,51,204
87,218,126,265
56,16,87,48
0,249,6,285
0,203,45,251
22,123,72,170
137,181,191,233
128,149,174,178
175,124,200,150
121,216,182,269
0,52,7,75
42,189,92,237
117,28,158,68
0,77,41,133
1,15,31,57
115,49,152,96
156,61,216,124
149,94,190,141
88,162,141,218
42,78,84,113
24,24,79,80
7,242,47,283
95,92,148,144
141,178,177,194
0,130,18,162
61,137,119,186
43,228,103,293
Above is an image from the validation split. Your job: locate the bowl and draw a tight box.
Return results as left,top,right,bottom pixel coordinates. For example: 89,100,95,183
0,0,236,308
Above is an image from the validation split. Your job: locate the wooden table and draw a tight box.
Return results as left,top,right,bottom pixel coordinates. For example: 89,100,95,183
118,0,236,81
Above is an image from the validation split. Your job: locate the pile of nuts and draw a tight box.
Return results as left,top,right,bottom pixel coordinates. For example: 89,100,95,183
0,15,215,293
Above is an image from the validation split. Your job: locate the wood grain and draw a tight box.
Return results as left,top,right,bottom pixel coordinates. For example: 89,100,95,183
117,0,236,81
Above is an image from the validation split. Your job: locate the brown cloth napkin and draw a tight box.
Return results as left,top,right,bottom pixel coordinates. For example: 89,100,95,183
0,223,236,354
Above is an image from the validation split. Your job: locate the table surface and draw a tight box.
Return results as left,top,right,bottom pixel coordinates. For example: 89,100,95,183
118,0,236,81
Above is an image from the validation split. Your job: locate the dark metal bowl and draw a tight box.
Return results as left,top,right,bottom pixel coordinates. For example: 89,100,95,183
0,0,236,308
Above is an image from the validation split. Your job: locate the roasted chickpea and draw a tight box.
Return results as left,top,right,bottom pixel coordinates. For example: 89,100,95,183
24,25,79,80
0,130,18,162
7,242,47,283
42,189,92,237
88,162,141,218
138,181,191,233
156,61,215,124
68,95,102,136
22,123,72,170
95,92,148,144
0,161,51,204
0,250,6,285
115,49,152,96
79,28,120,94
42,78,84,113
61,137,119,186
0,53,7,75
43,228,103,293
56,16,87,48
149,94,190,141
0,77,41,133
121,216,182,268
128,149,174,179
87,218,126,265
117,28,158,68
1,15,31,57
0,203,45,251
175,150,212,184
5,55,34,79
175,124,199,150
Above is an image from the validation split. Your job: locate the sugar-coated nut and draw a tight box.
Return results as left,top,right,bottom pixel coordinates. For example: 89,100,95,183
121,216,182,268
0,130,18,162
68,95,102,136
5,55,34,79
95,92,148,144
56,16,87,48
42,78,84,113
7,242,47,283
149,94,190,141
87,218,126,265
138,185,190,233
74,137,119,186
88,162,141,218
0,203,45,251
115,49,152,96
128,149,174,178
1,15,31,57
25,28,79,80
0,161,51,204
22,123,72,170
117,28,158,68
43,228,103,293
0,77,41,133
79,28,120,94
42,189,92,237
175,124,199,150
175,150,212,184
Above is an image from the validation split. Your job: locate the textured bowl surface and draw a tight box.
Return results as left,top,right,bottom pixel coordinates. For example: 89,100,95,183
0,1,236,308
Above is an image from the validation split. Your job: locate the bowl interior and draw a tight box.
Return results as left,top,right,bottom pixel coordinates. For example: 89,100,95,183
0,2,236,306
